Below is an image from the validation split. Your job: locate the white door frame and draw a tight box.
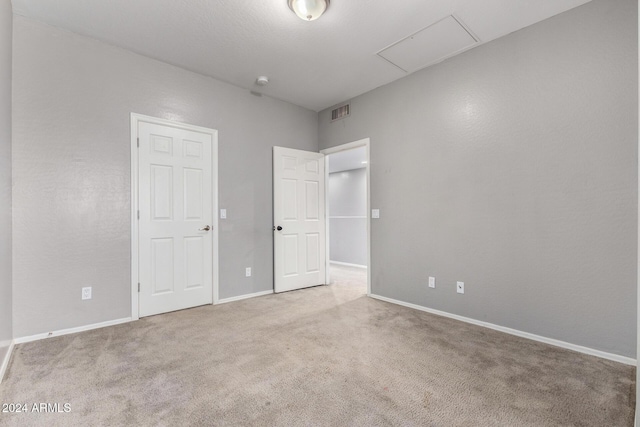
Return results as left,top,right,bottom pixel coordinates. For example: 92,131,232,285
320,138,371,296
130,113,219,320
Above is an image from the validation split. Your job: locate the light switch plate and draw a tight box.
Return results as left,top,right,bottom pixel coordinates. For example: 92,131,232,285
428,277,436,288
372,209,380,219
245,267,251,277
82,287,92,300
220,209,227,219
457,281,464,294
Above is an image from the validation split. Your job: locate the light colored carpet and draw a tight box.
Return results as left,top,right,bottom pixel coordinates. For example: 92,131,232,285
0,265,635,426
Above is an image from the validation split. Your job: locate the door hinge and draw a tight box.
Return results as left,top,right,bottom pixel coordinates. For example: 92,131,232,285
137,137,139,147
138,283,140,293
137,210,140,220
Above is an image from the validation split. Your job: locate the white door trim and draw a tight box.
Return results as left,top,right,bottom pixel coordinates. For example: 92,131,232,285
320,138,371,296
130,113,219,320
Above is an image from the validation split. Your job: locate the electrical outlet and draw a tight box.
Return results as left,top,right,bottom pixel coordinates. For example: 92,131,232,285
82,287,92,300
220,209,227,219
372,209,380,219
428,277,436,288
245,267,251,277
456,281,464,294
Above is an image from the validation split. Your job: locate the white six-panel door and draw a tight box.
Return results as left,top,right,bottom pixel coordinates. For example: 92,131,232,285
273,147,326,293
137,120,215,317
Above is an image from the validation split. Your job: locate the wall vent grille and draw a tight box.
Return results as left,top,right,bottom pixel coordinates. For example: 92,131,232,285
331,104,350,121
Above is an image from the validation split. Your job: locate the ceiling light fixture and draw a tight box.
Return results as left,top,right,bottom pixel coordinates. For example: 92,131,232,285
288,0,329,21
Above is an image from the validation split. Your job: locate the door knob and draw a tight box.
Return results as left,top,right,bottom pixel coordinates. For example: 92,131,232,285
199,225,211,231
275,226,283,231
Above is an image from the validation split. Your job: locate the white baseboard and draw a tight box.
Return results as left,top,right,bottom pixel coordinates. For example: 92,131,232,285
216,289,274,305
14,317,134,345
369,294,636,366
330,261,368,269
0,340,15,384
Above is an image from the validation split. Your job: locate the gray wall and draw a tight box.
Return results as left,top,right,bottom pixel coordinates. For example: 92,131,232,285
12,16,318,337
319,0,638,357
637,2,639,420
329,168,367,266
0,0,12,358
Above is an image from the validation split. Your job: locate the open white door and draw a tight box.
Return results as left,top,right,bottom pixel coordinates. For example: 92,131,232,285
136,118,216,317
273,146,326,293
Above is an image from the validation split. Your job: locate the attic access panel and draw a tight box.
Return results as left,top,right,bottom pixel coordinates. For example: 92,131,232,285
377,15,478,73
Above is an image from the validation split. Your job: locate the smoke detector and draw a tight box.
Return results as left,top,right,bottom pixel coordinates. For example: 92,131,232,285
256,76,269,86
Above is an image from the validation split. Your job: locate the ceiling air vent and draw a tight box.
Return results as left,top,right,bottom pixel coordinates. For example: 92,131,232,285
331,104,350,122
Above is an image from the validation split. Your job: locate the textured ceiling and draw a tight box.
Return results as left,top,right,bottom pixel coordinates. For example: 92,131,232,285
11,0,593,111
